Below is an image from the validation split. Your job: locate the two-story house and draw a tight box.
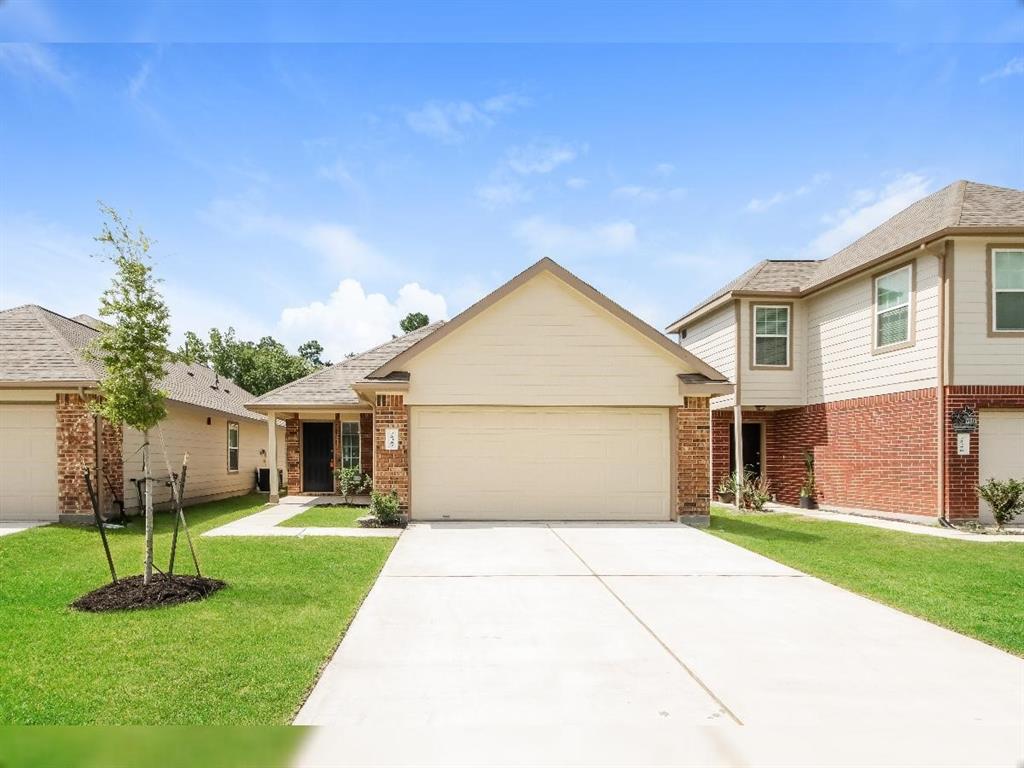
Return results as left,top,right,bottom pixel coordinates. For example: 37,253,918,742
669,180,1024,523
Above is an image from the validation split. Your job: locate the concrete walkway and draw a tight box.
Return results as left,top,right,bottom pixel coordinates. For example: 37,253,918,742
202,495,401,538
295,521,1023,767
761,502,1024,542
0,521,47,538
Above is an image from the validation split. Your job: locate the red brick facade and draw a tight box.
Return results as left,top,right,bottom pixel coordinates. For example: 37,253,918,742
373,394,410,512
55,393,123,519
712,386,1024,521
944,386,1024,520
285,414,301,492
672,397,711,518
359,413,374,478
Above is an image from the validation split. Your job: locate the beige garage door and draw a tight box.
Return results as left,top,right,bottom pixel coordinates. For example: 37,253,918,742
978,411,1024,523
0,403,58,521
410,406,670,520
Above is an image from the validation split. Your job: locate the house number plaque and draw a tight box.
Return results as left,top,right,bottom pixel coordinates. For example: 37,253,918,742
950,407,978,433
384,428,400,451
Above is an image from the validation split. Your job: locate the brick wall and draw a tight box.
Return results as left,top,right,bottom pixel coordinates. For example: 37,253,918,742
373,394,409,512
359,413,374,478
285,414,300,491
944,386,1024,520
673,397,711,517
55,393,123,519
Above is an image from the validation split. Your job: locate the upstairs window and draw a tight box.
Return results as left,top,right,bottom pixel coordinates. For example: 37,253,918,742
342,421,360,470
992,248,1024,332
752,305,790,367
227,422,239,472
874,264,913,349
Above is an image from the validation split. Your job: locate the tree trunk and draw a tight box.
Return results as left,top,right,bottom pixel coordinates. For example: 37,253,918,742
143,429,154,585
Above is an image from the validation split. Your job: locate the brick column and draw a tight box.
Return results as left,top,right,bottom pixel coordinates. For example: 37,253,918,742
334,413,341,493
99,417,123,513
56,394,97,520
285,414,301,492
673,396,711,525
359,412,374,478
373,394,409,512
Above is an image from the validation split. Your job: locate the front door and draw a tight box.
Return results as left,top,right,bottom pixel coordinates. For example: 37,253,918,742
729,422,763,477
302,422,334,492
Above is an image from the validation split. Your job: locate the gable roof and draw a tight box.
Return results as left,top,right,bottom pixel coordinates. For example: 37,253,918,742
369,257,729,382
0,305,267,422
666,180,1024,331
245,321,444,409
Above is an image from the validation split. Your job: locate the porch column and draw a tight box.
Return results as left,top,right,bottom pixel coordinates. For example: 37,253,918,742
267,410,279,502
732,403,744,492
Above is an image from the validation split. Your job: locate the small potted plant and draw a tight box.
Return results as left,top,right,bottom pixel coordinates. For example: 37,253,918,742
799,450,817,509
716,474,736,505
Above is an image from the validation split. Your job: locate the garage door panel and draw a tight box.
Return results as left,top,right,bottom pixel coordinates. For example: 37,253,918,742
411,406,670,520
978,411,1024,522
0,404,58,521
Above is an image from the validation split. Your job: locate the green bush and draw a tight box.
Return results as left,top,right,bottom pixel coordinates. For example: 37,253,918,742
334,466,370,505
370,490,402,526
977,478,1024,529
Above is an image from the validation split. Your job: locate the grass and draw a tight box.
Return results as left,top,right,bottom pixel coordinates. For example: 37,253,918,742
278,504,368,528
709,506,1024,657
0,726,306,768
0,494,396,725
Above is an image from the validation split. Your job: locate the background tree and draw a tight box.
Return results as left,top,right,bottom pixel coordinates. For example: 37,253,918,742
88,204,172,585
298,339,330,367
400,312,429,333
177,330,209,365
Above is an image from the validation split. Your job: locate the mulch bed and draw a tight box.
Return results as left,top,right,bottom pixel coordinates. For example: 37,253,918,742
71,574,226,613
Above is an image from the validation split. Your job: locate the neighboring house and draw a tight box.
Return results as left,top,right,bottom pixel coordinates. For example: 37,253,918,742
0,305,285,523
247,258,733,522
668,180,1024,522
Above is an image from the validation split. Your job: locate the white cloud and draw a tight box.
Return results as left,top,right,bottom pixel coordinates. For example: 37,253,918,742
406,92,528,143
128,59,152,99
506,140,580,175
980,56,1024,83
653,162,675,177
746,172,830,212
278,280,448,360
806,172,932,257
0,43,72,91
611,185,686,203
476,181,532,209
565,177,589,190
516,216,637,257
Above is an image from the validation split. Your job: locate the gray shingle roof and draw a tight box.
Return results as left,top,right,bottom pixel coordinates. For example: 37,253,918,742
0,305,267,422
668,180,1024,329
247,321,444,408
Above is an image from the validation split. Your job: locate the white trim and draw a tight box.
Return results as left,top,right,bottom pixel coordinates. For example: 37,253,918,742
873,263,912,348
991,247,1024,332
341,420,360,470
752,304,790,367
227,421,240,473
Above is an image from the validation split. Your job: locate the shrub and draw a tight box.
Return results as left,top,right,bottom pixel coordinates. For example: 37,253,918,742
334,466,370,505
977,478,1024,530
800,450,816,498
370,490,402,526
746,474,773,511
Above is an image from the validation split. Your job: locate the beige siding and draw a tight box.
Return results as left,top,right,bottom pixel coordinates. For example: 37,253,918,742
739,298,806,407
951,237,1024,386
680,303,736,409
405,271,693,406
805,253,939,403
123,404,284,511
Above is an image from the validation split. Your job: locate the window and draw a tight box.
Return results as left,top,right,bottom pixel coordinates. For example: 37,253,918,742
752,304,790,367
874,264,913,349
227,421,239,472
992,248,1024,332
341,421,360,470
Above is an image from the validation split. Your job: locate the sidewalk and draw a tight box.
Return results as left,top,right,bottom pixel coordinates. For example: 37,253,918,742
203,495,401,538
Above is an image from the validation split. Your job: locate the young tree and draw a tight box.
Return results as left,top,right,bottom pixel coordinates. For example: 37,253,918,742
400,312,429,333
88,204,173,585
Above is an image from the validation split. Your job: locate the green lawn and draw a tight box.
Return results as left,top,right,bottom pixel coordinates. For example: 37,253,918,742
0,494,396,725
709,507,1024,656
278,504,368,528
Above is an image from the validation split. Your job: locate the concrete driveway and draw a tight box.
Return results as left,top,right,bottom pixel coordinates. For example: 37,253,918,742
295,522,1024,768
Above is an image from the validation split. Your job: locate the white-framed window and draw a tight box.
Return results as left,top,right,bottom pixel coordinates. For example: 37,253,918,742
874,264,913,349
227,421,239,472
753,304,790,367
341,421,360,470
992,248,1024,332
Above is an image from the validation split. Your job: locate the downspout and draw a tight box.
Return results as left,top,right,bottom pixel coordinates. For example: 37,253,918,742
935,241,950,523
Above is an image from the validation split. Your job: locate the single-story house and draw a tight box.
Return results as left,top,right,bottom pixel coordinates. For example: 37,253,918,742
0,305,285,523
246,258,733,523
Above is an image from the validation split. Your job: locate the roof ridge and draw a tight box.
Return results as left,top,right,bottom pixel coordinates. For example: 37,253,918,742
27,305,96,376
952,179,969,227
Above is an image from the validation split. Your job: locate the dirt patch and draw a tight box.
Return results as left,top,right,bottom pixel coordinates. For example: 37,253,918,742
71,574,226,613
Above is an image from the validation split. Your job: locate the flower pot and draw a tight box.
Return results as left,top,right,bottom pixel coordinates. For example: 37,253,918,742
799,496,818,510
717,492,735,504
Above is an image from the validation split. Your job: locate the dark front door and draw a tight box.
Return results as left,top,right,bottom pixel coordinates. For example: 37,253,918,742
302,422,334,492
729,422,763,477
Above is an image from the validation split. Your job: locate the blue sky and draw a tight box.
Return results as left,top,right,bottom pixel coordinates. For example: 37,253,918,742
1,1,1022,359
